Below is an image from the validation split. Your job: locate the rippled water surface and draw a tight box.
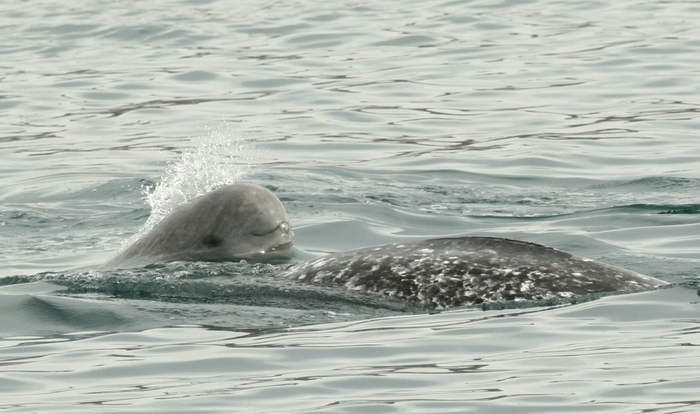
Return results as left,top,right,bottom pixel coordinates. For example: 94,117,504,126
2,0,700,412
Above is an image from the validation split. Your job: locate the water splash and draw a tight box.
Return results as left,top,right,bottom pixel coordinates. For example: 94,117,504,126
139,122,256,236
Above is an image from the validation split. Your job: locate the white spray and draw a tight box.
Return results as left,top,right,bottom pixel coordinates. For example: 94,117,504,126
137,122,257,240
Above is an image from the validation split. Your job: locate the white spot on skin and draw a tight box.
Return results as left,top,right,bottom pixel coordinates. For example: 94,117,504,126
277,237,666,309
311,259,331,270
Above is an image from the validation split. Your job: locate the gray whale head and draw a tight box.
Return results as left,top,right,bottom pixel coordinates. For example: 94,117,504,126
102,183,294,269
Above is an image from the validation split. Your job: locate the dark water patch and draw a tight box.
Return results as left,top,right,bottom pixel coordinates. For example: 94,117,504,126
0,282,158,337
370,35,442,47
171,70,219,82
243,23,313,37
591,176,700,191
60,97,246,119
586,204,700,215
0,209,57,228
0,131,60,144
659,205,700,215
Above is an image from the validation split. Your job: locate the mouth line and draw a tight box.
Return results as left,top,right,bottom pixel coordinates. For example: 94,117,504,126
269,241,294,252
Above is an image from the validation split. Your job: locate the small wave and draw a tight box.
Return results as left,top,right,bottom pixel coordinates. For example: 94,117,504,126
0,262,423,336
1,262,421,313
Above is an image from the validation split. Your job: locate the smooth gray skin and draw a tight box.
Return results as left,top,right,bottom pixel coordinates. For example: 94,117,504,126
102,184,294,269
278,237,669,309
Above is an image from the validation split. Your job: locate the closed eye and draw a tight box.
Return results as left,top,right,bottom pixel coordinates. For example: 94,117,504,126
252,221,289,237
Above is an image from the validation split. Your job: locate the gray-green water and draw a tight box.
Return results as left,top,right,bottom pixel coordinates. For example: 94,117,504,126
2,0,700,412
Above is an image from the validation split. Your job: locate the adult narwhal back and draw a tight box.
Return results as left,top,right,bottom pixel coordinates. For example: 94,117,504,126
102,183,294,269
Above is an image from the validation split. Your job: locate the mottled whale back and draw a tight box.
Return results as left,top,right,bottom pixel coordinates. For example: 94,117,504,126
277,237,668,309
102,183,294,269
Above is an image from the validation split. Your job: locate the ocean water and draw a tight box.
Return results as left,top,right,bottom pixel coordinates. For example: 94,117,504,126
1,0,700,412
